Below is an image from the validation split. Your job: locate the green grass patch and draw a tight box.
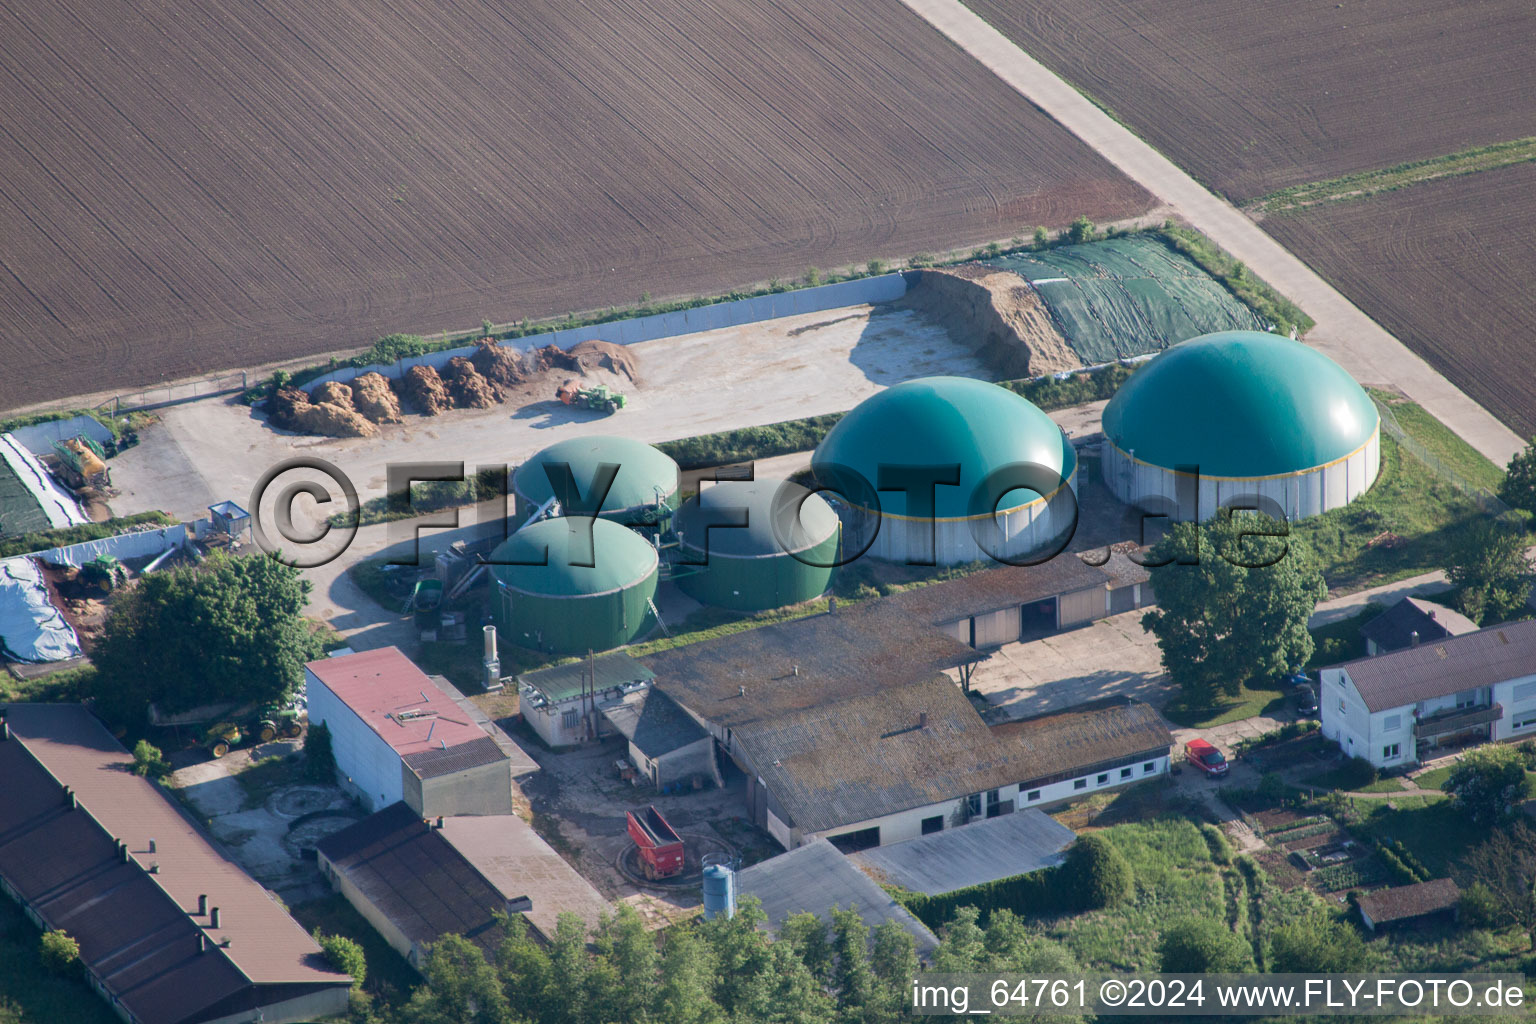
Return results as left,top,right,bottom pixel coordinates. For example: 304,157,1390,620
1353,778,1408,794
1351,797,1468,877
0,894,120,1024
0,664,98,706
1163,680,1287,730
0,407,153,442
1370,390,1506,494
290,894,418,1009
627,598,835,656
0,510,176,560
1291,433,1482,593
1253,137,1536,215
1412,765,1453,791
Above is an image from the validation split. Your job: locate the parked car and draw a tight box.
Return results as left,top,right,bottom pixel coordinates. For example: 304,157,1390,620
1293,683,1319,717
1184,738,1229,778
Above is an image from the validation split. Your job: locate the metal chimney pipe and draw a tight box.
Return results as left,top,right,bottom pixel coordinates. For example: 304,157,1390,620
210,907,221,929
198,894,208,915
1410,630,1420,647
148,839,157,854
1,718,8,741
484,624,498,663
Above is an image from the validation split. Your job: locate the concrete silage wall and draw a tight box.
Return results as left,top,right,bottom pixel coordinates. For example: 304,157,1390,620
304,275,910,390
28,524,188,568
1101,428,1381,522
8,415,114,456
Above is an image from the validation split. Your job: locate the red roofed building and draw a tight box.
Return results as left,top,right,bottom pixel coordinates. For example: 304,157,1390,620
306,647,513,817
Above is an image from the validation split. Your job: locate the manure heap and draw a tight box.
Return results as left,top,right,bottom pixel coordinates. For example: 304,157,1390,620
983,237,1265,364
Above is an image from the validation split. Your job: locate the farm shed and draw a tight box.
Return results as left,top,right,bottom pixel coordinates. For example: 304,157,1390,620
305,647,513,816
1357,879,1460,933
811,377,1077,566
1102,331,1380,521
0,704,352,1024
735,838,938,957
849,808,1075,895
316,803,530,966
517,652,655,748
598,685,718,791
435,813,610,939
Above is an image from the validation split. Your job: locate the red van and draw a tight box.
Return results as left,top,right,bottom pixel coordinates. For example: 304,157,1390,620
1185,739,1229,778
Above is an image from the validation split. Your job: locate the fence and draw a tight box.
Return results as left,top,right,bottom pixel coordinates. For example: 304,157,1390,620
1372,398,1510,517
96,371,249,416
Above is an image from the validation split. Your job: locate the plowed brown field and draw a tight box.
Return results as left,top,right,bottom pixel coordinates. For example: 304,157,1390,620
1264,161,1536,437
0,0,1150,412
968,0,1536,202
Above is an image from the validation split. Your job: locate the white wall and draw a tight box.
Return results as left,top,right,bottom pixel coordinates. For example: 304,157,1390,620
1016,756,1168,810
1494,675,1536,740
524,692,622,747
1103,428,1380,523
852,471,1079,568
305,667,405,811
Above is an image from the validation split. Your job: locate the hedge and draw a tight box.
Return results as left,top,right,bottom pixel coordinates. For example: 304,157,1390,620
895,864,1071,931
0,511,177,560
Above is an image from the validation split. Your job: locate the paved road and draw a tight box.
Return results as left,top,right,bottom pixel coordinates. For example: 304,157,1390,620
901,0,1524,467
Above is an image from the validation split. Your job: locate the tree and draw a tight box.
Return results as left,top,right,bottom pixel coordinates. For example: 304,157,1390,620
1061,834,1133,909
131,739,169,778
655,926,722,1024
38,929,79,974
1446,519,1532,625
401,933,511,1024
1498,438,1536,517
304,721,337,783
1444,744,1531,826
313,931,366,988
1141,514,1325,707
1032,225,1049,248
90,553,324,725
1460,823,1536,946
0,997,22,1024
1267,914,1369,972
1157,918,1252,973
1067,216,1096,244
587,906,655,1024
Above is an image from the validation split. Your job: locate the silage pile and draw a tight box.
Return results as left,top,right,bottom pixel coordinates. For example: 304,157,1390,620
267,386,377,438
442,356,499,409
349,372,403,423
401,365,452,415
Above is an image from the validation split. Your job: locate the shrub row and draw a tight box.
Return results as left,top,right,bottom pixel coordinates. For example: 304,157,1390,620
1262,815,1328,836
0,511,176,561
896,864,1069,931
1372,837,1430,884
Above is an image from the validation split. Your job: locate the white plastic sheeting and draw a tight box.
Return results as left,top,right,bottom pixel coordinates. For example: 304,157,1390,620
29,523,187,568
1101,427,1381,523
0,556,81,663
7,415,114,456
302,275,910,390
0,433,87,529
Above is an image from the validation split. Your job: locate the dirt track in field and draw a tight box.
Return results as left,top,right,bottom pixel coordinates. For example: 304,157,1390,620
1263,161,1536,440
0,0,1150,413
966,0,1536,203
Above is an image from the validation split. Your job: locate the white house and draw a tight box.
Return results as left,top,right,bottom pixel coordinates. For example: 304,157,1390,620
1319,618,1536,769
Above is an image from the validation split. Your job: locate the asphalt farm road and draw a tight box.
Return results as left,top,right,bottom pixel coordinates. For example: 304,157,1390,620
901,0,1525,467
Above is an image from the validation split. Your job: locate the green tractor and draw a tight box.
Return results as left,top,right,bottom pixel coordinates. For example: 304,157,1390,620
204,721,244,759
556,378,626,414
202,706,303,757
254,707,304,743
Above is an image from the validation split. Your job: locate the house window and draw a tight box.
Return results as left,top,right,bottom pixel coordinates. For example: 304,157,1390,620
1026,790,1041,802
1383,743,1400,760
1383,714,1402,732
1073,779,1087,791
1120,767,1133,779
1143,762,1156,773
1096,773,1109,785
1512,713,1536,732
921,815,944,835
986,789,1004,818
561,709,579,729
1513,680,1536,702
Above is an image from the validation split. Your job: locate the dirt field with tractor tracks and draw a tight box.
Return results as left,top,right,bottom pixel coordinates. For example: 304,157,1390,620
0,0,1150,413
966,0,1536,202
1263,161,1536,439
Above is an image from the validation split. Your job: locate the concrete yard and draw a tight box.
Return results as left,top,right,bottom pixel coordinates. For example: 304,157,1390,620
108,303,989,524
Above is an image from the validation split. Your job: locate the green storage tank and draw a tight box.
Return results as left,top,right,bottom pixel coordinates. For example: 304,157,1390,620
489,517,659,654
512,435,678,527
674,479,839,611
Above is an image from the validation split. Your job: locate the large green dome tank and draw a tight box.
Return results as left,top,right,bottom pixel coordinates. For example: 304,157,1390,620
811,376,1077,565
489,517,659,653
512,435,678,526
674,479,839,611
1101,331,1380,520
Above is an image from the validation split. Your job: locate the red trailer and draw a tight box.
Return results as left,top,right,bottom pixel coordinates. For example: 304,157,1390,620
627,805,685,880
